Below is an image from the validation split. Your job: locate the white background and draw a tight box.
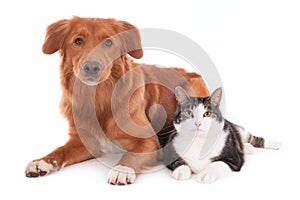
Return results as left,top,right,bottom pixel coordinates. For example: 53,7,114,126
1,0,299,199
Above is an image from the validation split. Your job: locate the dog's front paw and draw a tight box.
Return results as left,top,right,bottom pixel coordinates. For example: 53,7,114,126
25,160,57,178
107,165,136,185
172,165,191,181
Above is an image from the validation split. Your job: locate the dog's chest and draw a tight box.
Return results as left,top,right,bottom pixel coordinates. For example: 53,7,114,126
100,138,125,154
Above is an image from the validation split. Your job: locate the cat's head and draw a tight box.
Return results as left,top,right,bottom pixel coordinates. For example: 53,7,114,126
173,86,223,134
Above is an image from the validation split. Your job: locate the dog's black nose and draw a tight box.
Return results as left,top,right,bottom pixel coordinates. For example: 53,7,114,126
82,61,101,75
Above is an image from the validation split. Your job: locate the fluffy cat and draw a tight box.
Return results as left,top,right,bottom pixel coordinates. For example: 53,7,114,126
161,87,281,183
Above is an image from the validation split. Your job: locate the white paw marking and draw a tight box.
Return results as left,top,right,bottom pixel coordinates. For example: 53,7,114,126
197,161,231,184
172,165,192,181
197,168,219,184
25,160,56,177
265,140,282,150
107,165,136,185
244,143,255,154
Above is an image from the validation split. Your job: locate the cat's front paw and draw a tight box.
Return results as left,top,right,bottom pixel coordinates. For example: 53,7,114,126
197,170,218,184
197,161,231,184
107,165,136,185
172,165,191,181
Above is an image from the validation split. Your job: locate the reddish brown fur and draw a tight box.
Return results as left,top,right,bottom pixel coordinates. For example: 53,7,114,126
26,17,210,179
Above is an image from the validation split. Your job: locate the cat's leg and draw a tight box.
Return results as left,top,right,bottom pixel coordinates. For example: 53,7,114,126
197,161,231,184
162,143,191,180
264,139,282,150
243,143,255,154
237,125,281,150
172,165,192,181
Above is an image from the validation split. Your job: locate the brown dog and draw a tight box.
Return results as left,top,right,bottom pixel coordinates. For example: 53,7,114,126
25,16,209,185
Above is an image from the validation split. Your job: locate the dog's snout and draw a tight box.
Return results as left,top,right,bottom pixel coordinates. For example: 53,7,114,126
82,61,101,75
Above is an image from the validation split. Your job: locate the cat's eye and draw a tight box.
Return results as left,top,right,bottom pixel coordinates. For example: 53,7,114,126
184,110,193,118
203,111,211,117
74,38,83,45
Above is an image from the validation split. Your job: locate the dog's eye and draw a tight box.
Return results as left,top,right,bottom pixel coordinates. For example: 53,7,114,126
104,39,112,47
74,38,83,45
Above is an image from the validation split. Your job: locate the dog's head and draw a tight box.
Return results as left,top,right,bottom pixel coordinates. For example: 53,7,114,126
42,16,143,86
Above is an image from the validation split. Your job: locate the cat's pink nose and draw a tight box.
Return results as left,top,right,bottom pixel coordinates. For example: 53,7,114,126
195,122,201,127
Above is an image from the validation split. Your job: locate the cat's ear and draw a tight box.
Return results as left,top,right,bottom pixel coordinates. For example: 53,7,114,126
210,87,222,106
175,86,191,104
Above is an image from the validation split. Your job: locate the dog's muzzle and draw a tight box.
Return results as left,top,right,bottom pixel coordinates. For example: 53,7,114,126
82,61,101,76
80,61,102,85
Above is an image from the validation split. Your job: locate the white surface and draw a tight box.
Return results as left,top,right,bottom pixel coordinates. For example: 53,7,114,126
1,0,299,199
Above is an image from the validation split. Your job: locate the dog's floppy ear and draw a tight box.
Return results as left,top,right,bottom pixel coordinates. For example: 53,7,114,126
42,19,70,54
118,21,143,59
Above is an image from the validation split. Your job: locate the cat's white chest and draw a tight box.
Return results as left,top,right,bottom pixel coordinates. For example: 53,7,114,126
173,130,227,173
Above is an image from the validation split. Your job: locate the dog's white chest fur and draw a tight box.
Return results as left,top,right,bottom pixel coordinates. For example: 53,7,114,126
173,130,227,174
